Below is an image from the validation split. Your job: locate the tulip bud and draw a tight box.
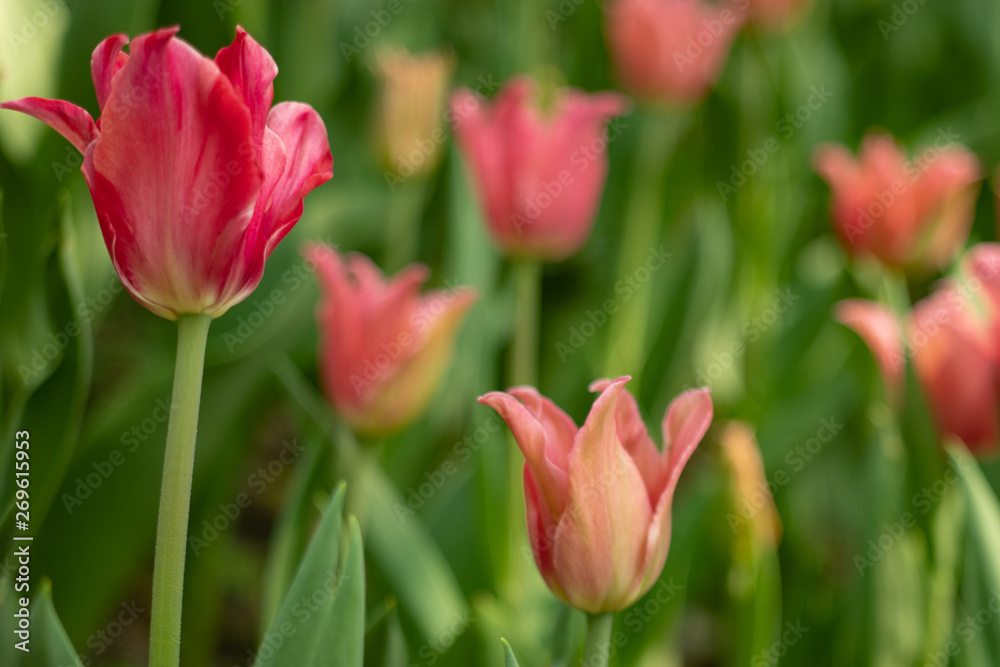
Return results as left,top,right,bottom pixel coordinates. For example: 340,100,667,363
374,47,454,180
307,244,476,437
813,133,981,272
604,0,742,105
720,422,781,551
909,283,999,456
478,377,712,613
1,26,333,320
451,76,628,261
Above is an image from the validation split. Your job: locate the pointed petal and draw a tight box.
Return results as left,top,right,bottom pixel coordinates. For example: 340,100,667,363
214,25,277,152
1,97,98,153
553,376,652,613
524,466,567,601
91,33,129,111
478,388,572,518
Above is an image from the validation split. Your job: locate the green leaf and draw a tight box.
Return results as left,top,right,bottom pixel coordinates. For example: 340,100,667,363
255,483,365,667
502,638,521,667
27,581,83,667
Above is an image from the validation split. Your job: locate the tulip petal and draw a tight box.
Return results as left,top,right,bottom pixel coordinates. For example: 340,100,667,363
588,378,665,506
507,386,577,477
478,388,571,518
1,97,98,153
87,27,262,318
524,465,566,600
260,102,334,256
629,388,712,601
835,299,905,399
214,25,277,153
91,33,129,112
553,376,652,613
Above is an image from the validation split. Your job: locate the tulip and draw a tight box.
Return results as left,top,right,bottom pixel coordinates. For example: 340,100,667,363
450,76,628,261
720,421,781,551
909,283,999,456
1,26,333,320
813,133,980,272
604,0,742,105
964,243,1000,326
834,299,904,400
375,47,454,179
478,376,712,613
308,243,477,436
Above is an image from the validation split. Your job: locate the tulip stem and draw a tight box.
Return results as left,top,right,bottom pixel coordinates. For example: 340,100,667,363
583,612,615,667
386,179,426,272
149,313,213,667
509,258,541,387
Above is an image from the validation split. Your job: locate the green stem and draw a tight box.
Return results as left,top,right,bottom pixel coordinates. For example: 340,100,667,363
386,180,426,273
603,108,688,381
508,258,541,387
149,313,213,667
583,613,615,667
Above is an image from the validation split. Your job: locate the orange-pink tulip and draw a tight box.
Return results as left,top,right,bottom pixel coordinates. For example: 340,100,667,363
308,244,477,436
909,284,998,456
451,76,628,261
604,0,742,105
2,27,333,320
479,377,712,613
814,133,980,271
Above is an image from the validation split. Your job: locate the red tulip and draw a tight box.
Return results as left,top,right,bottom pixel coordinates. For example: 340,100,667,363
479,377,712,613
450,76,628,261
835,299,904,401
2,27,332,319
604,0,743,105
909,284,999,456
813,133,980,271
307,244,477,436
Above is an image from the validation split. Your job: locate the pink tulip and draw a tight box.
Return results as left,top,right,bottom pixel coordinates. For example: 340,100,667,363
307,244,477,436
478,377,712,613
909,284,999,456
834,299,904,401
604,0,742,105
964,243,1000,326
450,76,628,261
813,133,980,271
2,27,332,320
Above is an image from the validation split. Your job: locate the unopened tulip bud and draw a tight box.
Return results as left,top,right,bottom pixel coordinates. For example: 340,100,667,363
720,421,781,551
375,47,454,179
479,377,712,613
307,244,476,437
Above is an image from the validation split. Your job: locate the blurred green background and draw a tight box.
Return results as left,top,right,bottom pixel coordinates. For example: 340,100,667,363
2,0,1000,665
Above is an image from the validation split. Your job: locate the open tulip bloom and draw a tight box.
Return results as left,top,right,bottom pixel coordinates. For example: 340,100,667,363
479,377,712,662
2,26,332,667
